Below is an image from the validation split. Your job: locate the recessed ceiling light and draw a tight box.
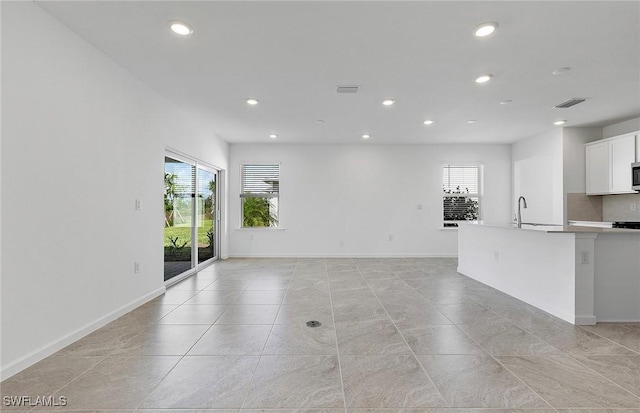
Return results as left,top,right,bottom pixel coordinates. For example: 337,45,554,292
552,67,571,75
169,21,193,36
474,22,498,37
467,120,477,124
269,134,278,139
475,74,493,84
423,120,435,125
382,99,396,106
500,100,513,105
246,98,259,105
362,134,371,139
554,120,567,126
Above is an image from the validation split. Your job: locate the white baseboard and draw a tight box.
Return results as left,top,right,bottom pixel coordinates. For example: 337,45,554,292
228,253,458,258
575,314,597,325
594,317,640,323
0,286,166,381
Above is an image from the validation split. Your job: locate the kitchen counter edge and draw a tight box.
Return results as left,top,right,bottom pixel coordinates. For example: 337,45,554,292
459,222,640,234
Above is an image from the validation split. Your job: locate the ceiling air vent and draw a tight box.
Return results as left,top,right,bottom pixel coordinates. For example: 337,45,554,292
336,86,359,94
553,98,587,109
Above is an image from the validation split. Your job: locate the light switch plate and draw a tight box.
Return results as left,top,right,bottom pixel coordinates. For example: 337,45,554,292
580,251,589,265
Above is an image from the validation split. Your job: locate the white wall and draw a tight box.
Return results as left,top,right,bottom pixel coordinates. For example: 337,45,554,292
511,127,605,224
228,144,511,257
1,2,228,378
562,127,603,222
457,224,579,324
512,129,564,224
602,116,640,138
562,127,603,194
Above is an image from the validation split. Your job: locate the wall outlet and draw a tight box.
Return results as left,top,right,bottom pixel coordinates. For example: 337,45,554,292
134,262,140,273
417,204,423,210
494,251,499,261
388,235,394,241
631,203,637,211
135,199,141,210
249,234,254,241
580,251,589,265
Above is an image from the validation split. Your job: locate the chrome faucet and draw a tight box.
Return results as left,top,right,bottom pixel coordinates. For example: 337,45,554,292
516,196,528,228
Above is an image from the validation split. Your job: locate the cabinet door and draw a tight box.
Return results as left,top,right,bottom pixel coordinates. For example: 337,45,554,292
586,141,610,194
610,134,635,193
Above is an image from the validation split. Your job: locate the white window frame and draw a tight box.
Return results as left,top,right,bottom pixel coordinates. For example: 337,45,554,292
240,163,280,228
441,164,482,228
164,148,222,286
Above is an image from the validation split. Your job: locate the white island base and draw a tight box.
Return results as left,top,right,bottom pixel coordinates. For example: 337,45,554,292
457,223,640,325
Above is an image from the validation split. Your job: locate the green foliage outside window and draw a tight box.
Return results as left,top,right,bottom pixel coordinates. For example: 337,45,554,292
443,186,479,226
443,196,479,220
243,197,278,227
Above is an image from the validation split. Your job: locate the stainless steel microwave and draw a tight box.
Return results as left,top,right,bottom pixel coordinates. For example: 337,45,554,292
633,162,640,191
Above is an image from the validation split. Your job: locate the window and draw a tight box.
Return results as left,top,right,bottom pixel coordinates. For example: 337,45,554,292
241,164,279,227
442,164,481,227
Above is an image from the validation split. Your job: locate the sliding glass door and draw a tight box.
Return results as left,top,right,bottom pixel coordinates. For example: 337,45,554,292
164,154,219,282
197,167,216,264
164,157,195,280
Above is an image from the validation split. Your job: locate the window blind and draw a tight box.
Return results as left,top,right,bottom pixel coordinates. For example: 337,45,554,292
165,157,195,197
442,165,480,226
442,165,478,194
241,164,280,197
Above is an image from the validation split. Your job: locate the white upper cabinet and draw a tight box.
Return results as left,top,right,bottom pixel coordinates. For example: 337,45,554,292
586,132,638,195
586,141,610,194
610,134,635,192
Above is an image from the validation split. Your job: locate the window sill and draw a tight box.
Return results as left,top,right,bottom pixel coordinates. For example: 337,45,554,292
235,227,286,231
440,221,479,230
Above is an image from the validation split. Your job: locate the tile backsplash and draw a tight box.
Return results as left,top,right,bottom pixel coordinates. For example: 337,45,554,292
567,193,603,221
603,193,640,221
567,192,640,222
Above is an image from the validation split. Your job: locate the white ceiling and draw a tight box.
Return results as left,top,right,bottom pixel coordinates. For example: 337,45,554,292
36,1,640,145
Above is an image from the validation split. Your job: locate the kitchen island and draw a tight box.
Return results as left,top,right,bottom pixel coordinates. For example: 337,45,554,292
457,222,640,325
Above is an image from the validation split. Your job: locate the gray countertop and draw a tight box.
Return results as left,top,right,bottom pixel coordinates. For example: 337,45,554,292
461,222,640,234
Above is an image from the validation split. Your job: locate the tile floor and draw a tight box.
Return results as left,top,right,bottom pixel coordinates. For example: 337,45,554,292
2,257,640,412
